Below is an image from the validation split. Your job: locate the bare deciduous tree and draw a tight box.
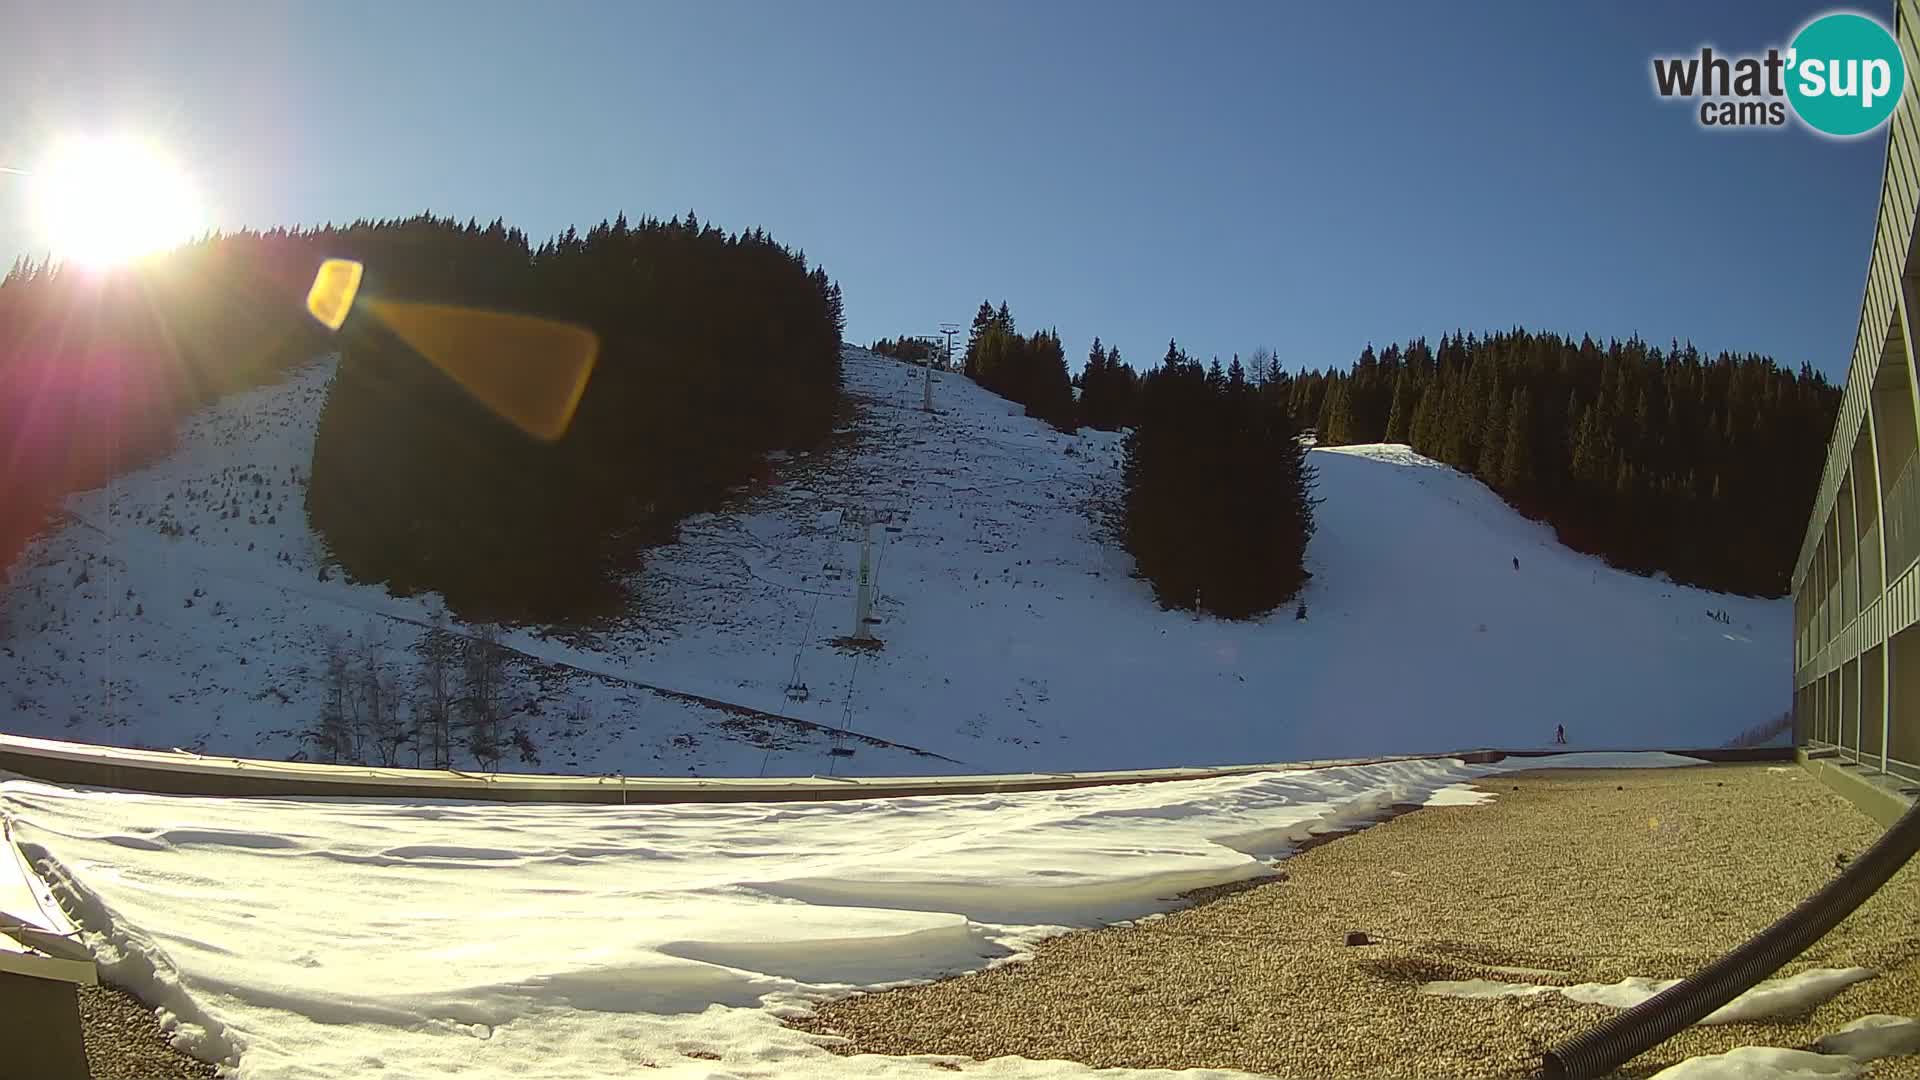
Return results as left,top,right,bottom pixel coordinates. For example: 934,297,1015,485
462,625,507,772
510,724,539,766
357,625,411,766
309,628,354,763
414,613,458,770
1247,346,1274,387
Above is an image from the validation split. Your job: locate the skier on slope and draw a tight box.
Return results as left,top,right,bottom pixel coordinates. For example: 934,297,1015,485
1512,555,1519,571
1554,723,1567,745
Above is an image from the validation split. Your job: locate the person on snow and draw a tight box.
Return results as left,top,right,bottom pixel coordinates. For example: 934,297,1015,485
1554,723,1567,745
1512,556,1520,571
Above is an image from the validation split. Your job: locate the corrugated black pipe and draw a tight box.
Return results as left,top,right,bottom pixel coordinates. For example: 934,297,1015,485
1542,795,1920,1080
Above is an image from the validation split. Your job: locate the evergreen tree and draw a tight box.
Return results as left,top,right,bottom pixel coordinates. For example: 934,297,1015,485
1316,375,1342,442
825,282,846,337
1502,386,1534,494
1023,329,1077,432
1409,379,1436,452
1570,402,1604,486
964,300,995,375
1121,342,1315,618
973,321,1015,397
1326,377,1355,445
1079,339,1138,430
1108,346,1140,429
1480,368,1509,481
1385,368,1414,444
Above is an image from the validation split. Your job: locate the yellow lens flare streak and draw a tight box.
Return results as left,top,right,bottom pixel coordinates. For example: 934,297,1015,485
372,300,598,443
306,258,598,442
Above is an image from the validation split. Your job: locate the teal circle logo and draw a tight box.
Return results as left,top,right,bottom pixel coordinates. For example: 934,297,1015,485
1787,12,1906,136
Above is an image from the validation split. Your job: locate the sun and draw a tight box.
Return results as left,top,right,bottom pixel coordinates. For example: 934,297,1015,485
32,136,204,268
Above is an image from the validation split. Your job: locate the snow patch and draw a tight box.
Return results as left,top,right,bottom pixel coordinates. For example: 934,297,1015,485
1421,968,1875,1024
1648,1047,1863,1080
1420,783,1493,806
1702,969,1878,1024
1814,1014,1920,1061
17,841,242,1068
1419,977,1554,999
1490,751,1707,771
3,756,1512,1080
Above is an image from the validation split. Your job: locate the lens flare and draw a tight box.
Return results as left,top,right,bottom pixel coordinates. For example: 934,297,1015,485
306,258,364,331
307,258,598,442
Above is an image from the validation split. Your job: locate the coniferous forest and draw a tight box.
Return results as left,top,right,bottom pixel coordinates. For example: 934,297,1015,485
955,305,1834,608
954,302,1317,619
962,301,1077,432
1,231,1839,623
0,212,845,622
868,336,939,365
1280,331,1837,597
1122,343,1318,618
306,212,845,621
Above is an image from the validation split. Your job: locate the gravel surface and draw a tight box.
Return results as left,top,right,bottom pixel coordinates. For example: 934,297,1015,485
79,982,218,1080
792,764,1920,1079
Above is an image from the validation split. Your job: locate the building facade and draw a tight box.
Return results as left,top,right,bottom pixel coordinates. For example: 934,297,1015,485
1793,0,1920,782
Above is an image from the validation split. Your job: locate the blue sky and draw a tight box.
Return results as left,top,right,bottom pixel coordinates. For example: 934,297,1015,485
0,1,1889,379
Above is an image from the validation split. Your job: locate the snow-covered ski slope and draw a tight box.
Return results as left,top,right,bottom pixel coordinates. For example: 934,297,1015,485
0,752,1701,1080
0,359,940,776
0,347,1786,776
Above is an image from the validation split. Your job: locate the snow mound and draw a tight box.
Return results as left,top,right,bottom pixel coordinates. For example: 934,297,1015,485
19,840,241,1067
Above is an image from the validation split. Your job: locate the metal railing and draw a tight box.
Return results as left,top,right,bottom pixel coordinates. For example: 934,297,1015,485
0,733,1793,805
1806,738,1920,784
1885,457,1920,579
1863,520,1884,596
